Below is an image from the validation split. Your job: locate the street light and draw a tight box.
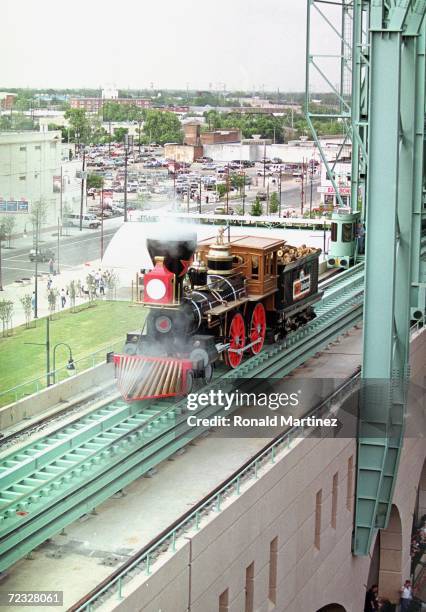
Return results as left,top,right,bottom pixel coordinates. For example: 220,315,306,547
123,134,134,222
25,318,50,386
33,211,40,318
0,223,5,291
52,342,75,384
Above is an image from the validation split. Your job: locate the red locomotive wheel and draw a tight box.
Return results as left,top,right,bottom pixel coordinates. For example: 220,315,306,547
225,312,246,368
249,303,266,355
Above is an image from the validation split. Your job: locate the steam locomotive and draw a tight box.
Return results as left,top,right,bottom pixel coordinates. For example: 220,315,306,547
113,228,322,401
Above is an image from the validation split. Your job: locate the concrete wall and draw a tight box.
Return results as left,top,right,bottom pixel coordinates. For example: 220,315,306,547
203,142,342,164
0,362,114,431
105,328,426,612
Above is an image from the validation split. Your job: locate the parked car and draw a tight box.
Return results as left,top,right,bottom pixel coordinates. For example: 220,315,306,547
29,247,55,263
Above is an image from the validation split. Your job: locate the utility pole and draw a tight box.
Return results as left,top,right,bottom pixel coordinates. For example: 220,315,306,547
199,179,202,214
187,184,190,213
309,167,313,218
0,225,4,291
124,144,128,222
279,168,282,217
242,171,246,215
226,164,230,215
57,218,60,274
123,134,133,223
34,211,39,318
263,141,266,187
101,188,104,258
79,147,86,231
59,165,63,236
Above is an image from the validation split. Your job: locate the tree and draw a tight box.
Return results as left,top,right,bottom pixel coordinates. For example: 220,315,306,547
64,108,91,143
113,127,129,143
20,294,33,328
103,269,119,299
1,216,16,247
30,198,49,242
67,280,77,312
85,274,97,306
87,173,104,190
142,110,183,145
251,197,263,217
0,299,14,337
269,192,279,214
47,288,59,319
217,184,228,199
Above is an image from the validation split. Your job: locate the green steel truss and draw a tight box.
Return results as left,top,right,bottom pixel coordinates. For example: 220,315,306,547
354,2,426,555
306,0,426,556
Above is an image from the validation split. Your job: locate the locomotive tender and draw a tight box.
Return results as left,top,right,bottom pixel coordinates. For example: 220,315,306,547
113,228,322,401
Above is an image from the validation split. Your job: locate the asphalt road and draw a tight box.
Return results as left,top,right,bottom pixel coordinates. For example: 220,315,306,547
1,227,117,286
1,180,320,286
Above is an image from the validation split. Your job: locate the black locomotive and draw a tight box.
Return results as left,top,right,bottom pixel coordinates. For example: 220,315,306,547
114,228,322,401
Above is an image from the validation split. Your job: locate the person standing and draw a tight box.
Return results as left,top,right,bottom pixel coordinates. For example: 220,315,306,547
364,585,379,611
49,258,54,275
400,580,413,611
60,288,66,309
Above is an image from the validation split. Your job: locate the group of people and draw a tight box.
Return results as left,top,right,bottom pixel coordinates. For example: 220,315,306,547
410,515,426,570
364,580,415,611
76,269,106,298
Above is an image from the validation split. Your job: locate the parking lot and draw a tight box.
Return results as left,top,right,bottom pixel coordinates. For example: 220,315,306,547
82,143,321,218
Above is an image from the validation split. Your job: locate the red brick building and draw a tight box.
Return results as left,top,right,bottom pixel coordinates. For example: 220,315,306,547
201,129,241,144
69,97,151,112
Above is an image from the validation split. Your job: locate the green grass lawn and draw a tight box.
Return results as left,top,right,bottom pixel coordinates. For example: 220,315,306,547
0,300,146,395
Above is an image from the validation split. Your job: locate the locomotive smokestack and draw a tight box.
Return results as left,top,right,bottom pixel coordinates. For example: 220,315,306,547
145,226,197,302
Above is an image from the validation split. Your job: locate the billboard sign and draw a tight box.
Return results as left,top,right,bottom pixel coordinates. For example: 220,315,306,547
0,200,30,213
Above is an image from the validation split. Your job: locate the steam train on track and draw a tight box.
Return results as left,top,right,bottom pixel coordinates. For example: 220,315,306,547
113,228,322,401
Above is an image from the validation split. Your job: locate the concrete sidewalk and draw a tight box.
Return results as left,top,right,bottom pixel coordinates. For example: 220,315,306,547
0,256,122,329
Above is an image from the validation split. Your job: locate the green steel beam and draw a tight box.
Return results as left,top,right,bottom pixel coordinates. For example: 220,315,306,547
353,1,426,556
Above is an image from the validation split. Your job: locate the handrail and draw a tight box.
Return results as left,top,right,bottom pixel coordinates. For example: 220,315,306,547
70,371,360,612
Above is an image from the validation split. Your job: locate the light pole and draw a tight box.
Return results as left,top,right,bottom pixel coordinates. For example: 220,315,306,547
242,171,246,215
79,144,86,231
100,188,104,259
198,179,202,214
34,211,39,318
278,168,282,218
52,342,75,385
123,134,134,222
226,164,230,215
0,224,5,291
25,318,50,386
57,217,61,274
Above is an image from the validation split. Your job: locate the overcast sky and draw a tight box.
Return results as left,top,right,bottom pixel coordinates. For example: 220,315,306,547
2,0,340,91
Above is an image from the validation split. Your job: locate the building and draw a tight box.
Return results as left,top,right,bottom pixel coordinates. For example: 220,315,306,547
318,160,352,208
201,129,241,145
69,97,151,113
0,131,82,234
0,92,17,110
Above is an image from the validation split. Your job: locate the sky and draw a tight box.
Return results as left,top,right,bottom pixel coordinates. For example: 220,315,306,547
2,0,340,92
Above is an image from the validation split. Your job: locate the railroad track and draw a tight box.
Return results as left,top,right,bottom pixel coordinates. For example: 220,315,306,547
0,263,364,573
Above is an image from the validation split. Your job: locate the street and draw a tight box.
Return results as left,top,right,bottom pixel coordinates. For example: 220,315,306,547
1,226,117,285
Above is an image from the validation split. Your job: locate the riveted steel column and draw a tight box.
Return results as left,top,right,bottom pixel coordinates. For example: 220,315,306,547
354,2,426,556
